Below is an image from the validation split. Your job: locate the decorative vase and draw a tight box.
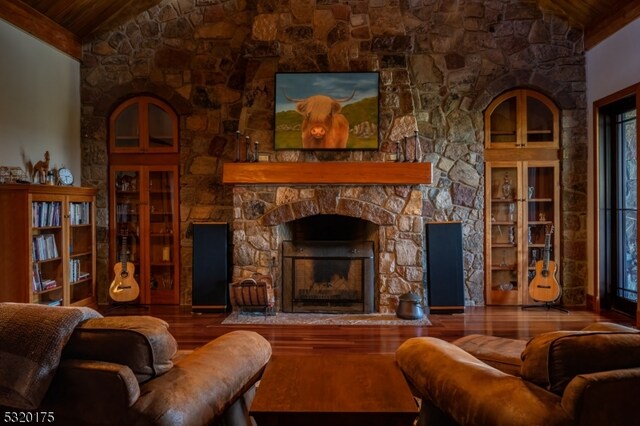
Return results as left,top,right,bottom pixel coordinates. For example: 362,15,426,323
502,173,512,199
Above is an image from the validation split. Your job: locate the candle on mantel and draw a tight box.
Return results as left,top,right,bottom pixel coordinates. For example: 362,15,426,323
245,136,251,162
235,130,241,162
254,140,259,162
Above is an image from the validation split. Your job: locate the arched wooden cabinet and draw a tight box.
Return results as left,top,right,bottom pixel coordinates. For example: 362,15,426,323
109,96,179,154
484,89,561,305
485,89,559,150
109,96,180,305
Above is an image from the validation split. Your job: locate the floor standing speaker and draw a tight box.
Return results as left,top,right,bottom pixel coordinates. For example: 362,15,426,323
192,222,228,312
425,221,465,313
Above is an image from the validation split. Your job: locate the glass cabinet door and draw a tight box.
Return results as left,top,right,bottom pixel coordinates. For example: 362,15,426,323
148,168,179,304
148,103,175,150
113,103,140,150
524,162,560,302
525,92,557,147
112,168,142,299
488,93,518,146
68,197,95,305
486,163,522,305
31,196,64,306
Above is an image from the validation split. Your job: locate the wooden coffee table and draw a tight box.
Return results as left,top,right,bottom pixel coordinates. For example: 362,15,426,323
250,354,419,426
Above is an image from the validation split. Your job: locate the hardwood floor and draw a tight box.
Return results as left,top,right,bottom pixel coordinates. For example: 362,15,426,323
99,305,635,355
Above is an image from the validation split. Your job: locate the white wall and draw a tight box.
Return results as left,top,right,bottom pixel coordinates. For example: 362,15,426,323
586,17,640,297
0,19,80,184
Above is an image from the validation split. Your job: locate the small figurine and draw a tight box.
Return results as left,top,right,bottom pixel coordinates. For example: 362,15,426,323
32,151,50,184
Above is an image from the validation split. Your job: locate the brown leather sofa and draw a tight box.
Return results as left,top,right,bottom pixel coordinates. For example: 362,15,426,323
396,322,640,426
0,303,272,425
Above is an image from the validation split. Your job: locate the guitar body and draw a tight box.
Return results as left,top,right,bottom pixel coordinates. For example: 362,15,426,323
527,224,561,303
528,259,561,302
109,261,140,302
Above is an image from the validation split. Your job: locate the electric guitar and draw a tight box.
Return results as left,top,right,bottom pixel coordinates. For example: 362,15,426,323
528,224,561,302
109,229,140,302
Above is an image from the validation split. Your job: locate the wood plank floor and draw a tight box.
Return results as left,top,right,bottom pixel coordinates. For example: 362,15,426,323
99,305,636,355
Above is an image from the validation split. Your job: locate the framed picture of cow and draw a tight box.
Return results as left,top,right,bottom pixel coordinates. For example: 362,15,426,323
274,72,379,150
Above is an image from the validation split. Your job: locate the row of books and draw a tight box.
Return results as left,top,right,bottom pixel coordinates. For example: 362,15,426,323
69,259,90,283
69,202,91,225
32,263,58,293
32,202,62,228
32,234,59,261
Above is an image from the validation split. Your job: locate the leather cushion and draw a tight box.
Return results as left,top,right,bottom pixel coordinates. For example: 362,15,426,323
63,316,177,382
521,329,640,395
453,334,526,376
581,322,639,333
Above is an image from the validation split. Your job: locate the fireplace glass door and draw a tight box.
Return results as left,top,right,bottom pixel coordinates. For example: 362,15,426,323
282,241,374,313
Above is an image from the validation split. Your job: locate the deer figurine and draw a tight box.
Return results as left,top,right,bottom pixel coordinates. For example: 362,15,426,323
32,151,50,184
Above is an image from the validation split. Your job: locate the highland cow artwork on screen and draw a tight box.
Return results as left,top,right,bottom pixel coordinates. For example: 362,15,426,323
274,72,379,150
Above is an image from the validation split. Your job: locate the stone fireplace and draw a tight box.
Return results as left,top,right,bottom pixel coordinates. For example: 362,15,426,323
230,180,426,313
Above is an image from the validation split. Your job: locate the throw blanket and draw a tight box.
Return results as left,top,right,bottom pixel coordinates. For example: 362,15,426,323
0,302,102,409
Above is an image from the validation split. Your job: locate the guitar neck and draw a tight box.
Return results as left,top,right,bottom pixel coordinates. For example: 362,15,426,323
120,234,128,273
542,233,551,270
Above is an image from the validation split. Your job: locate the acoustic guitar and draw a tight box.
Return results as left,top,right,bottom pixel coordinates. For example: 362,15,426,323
109,230,140,302
528,224,561,302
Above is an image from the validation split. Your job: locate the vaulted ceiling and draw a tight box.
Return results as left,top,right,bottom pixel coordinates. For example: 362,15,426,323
2,0,640,59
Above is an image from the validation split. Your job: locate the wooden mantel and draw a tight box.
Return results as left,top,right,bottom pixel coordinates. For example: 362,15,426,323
222,162,432,185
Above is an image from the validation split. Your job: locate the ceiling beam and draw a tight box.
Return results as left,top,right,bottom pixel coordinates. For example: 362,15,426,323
0,0,81,60
586,1,640,49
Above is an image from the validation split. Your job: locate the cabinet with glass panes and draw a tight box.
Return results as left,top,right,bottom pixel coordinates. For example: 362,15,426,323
485,162,559,305
109,96,178,154
485,89,559,150
110,166,179,305
484,88,560,306
109,95,180,305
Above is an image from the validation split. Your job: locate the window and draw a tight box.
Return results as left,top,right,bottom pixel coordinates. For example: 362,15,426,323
599,95,638,316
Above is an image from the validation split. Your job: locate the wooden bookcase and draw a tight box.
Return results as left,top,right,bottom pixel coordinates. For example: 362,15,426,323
0,184,97,306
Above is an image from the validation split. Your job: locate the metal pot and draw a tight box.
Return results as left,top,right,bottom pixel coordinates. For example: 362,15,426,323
396,292,425,320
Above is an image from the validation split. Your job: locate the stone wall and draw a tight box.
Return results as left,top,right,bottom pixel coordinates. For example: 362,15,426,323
80,0,587,306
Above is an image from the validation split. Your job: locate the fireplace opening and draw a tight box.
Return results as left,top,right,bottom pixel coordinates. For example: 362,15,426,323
281,215,376,313
290,214,375,241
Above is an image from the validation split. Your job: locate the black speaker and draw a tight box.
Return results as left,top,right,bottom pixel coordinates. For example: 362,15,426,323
425,222,465,314
192,222,228,312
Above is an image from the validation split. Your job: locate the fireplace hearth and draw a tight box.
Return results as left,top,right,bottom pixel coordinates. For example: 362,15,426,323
282,240,375,313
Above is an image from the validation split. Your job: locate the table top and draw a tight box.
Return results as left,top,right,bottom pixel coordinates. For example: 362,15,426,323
250,354,419,415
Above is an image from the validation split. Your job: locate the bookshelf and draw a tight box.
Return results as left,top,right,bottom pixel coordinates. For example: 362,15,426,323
0,184,97,306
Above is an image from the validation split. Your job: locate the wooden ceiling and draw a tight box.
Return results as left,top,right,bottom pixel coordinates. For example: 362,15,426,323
1,0,640,60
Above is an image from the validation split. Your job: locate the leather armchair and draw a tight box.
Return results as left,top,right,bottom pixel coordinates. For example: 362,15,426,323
396,323,640,426
0,305,271,426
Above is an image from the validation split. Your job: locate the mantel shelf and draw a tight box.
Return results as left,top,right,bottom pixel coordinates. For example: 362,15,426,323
222,162,432,185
